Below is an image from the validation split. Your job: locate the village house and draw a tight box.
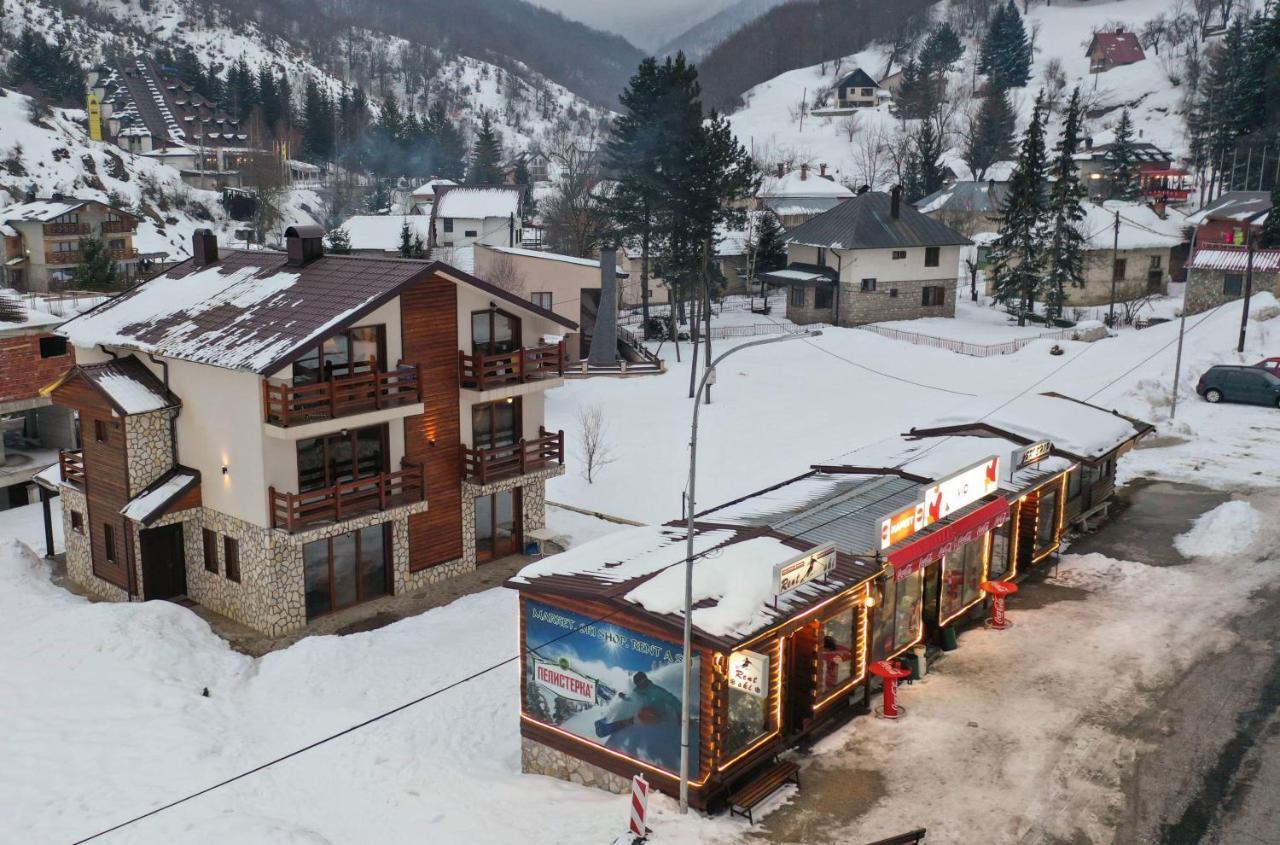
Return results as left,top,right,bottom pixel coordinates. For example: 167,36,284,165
1186,190,1271,250
915,180,1010,237
1,196,143,292
830,68,884,109
43,226,575,635
430,186,524,252
1183,247,1280,315
1085,29,1146,73
758,164,854,230
1075,139,1174,201
337,215,433,257
408,179,459,216
763,187,970,326
1071,201,1189,307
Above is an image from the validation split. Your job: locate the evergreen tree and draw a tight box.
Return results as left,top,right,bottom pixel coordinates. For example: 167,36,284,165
988,92,1049,324
1107,109,1138,200
371,96,405,177
426,103,467,180
72,237,121,291
980,0,1032,90
6,28,83,106
226,57,258,119
753,211,787,274
326,226,352,254
1260,180,1280,247
301,78,335,163
1042,88,1087,320
918,23,964,75
398,218,425,258
964,87,1017,180
891,58,940,121
1191,18,1247,190
905,119,946,202
257,64,283,133
466,112,505,185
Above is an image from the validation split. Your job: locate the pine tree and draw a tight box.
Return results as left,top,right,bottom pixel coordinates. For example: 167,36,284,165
980,0,1032,90
753,212,787,274
426,103,467,180
964,87,1017,180
466,112,505,185
6,28,84,106
301,78,334,163
1260,179,1280,248
371,96,404,177
891,58,940,121
226,57,258,119
1192,18,1247,191
988,92,1049,325
72,237,121,291
326,226,352,254
1108,109,1139,200
905,119,945,202
1042,88,1088,320
398,219,424,258
919,23,964,75
978,3,1008,76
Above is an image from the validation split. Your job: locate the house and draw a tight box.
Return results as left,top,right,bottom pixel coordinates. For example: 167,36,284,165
908,392,1153,529
1186,190,1271,251
430,186,524,251
338,215,434,257
1183,247,1280,315
408,179,459,215
43,226,575,635
831,68,883,109
762,187,971,326
1075,139,1174,200
0,197,144,292
1072,202,1189,307
759,164,854,229
1086,29,1146,73
916,180,1010,237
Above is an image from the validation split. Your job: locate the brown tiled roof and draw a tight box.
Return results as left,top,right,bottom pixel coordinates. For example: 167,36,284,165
59,356,181,416
1088,31,1146,66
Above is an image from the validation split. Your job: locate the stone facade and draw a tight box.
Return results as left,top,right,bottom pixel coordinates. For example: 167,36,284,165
785,278,957,326
124,409,175,493
521,736,634,794
60,484,132,602
1185,267,1280,315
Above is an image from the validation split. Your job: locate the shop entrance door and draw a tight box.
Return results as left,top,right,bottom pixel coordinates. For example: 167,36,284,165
922,560,942,640
140,523,187,601
783,626,819,738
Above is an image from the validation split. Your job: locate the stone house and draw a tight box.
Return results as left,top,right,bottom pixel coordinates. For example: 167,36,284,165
762,187,970,326
1,196,143,292
44,226,575,635
1072,202,1189,307
1183,247,1280,315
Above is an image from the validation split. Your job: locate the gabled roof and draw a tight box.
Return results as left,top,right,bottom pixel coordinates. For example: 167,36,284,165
433,186,522,219
1187,247,1280,272
52,357,181,416
784,191,973,250
0,198,138,224
58,250,576,376
121,467,200,524
915,181,1009,216
834,68,879,90
1087,30,1146,65
761,171,854,200
1186,191,1272,225
410,178,457,200
1074,141,1172,164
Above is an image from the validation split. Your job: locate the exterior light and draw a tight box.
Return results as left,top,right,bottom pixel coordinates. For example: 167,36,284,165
221,465,228,475
864,594,877,608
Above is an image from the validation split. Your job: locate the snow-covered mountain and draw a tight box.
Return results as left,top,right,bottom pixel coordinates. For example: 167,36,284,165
657,0,794,61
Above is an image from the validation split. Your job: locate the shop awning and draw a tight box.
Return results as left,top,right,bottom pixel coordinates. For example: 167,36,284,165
888,497,1010,581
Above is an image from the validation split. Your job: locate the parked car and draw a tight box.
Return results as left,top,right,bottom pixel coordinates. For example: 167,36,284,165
1197,365,1280,407
1255,357,1280,374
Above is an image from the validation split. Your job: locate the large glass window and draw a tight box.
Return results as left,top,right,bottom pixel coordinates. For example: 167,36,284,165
988,523,1012,580
304,524,390,620
726,679,770,756
472,399,520,449
1036,489,1059,552
292,325,385,385
472,309,521,355
817,609,857,695
940,537,987,622
871,569,923,662
475,488,520,562
296,425,387,492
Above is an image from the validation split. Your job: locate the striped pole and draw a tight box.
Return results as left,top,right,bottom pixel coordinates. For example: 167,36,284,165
629,774,649,839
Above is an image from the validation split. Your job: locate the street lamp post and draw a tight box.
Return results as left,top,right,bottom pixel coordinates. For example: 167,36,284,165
678,329,822,814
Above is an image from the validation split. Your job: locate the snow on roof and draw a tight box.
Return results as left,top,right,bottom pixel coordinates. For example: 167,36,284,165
763,267,832,283
120,468,199,523
339,215,432,252
509,525,733,587
485,245,626,274
1185,191,1272,225
410,178,457,199
700,473,871,527
1087,30,1146,65
32,462,62,490
1082,202,1188,251
760,169,854,199
0,223,17,237
94,370,174,414
916,181,1009,215
823,433,1074,490
0,199,86,222
434,187,522,219
762,197,846,218
1187,248,1280,273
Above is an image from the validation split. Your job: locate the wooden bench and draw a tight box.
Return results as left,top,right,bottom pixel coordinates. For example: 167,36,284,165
1073,500,1111,532
865,829,928,845
728,759,801,824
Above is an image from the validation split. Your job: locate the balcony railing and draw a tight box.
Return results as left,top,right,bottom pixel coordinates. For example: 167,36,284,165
458,341,565,391
263,365,422,426
108,247,141,260
43,222,90,236
461,428,564,485
101,220,136,234
59,450,86,486
269,463,424,532
47,251,82,266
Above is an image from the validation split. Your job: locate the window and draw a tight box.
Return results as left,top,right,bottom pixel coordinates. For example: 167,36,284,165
790,286,806,307
1149,255,1163,270
725,650,772,756
464,229,478,238
870,569,922,662
472,309,522,355
922,286,946,306
814,285,833,309
924,246,940,267
104,524,117,564
1224,273,1244,296
892,250,907,260
475,489,520,562
93,419,108,444
49,269,74,285
443,218,454,233
860,278,877,292
816,247,827,266
939,538,986,623
817,608,857,695
223,537,240,582
1067,468,1082,501
39,336,68,358
203,529,218,574
860,87,873,96
296,425,388,492
292,325,386,385
1112,258,1127,281
70,511,84,533
53,212,79,224
1036,488,1059,552
53,241,77,254
473,399,520,450
106,212,121,222
988,523,1012,580
107,239,125,252
304,524,390,619
531,291,553,310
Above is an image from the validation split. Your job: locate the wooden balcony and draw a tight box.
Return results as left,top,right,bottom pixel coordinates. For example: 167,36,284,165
269,463,424,532
263,365,422,427
43,222,90,236
101,220,136,234
458,342,565,391
59,450,86,486
108,247,141,261
461,428,564,485
46,251,82,266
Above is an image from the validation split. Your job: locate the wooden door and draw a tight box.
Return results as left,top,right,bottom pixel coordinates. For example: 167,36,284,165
783,626,818,738
475,488,522,562
140,523,187,600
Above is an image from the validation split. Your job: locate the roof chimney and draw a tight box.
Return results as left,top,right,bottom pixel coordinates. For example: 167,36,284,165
800,163,809,181
285,224,325,267
1085,136,1094,150
777,162,785,178
890,184,902,219
819,163,828,178
589,247,619,366
192,229,218,267
857,184,871,195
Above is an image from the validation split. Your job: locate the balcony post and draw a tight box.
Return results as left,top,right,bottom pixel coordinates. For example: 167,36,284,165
558,429,565,464
269,486,277,529
416,362,424,402
374,371,382,411
379,473,387,510
519,438,528,476
328,378,337,419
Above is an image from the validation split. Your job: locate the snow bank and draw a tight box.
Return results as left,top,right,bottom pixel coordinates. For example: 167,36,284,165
1174,500,1266,558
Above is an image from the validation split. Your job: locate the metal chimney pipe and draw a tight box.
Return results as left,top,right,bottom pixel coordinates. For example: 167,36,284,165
588,248,619,366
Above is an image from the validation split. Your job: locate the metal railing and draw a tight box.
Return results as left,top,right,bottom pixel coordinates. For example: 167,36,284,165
59,450,86,486
856,323,1079,357
461,428,564,485
263,365,422,426
269,463,424,532
458,341,564,390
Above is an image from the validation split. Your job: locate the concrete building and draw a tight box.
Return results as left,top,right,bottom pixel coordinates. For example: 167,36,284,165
762,187,971,326
1,197,143,292
430,186,524,251
759,164,854,229
45,227,575,635
1183,247,1280,315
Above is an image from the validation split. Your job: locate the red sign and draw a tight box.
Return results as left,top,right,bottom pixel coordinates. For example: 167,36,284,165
888,497,1010,581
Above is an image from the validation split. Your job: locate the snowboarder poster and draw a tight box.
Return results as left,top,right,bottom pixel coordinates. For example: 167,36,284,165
523,600,698,775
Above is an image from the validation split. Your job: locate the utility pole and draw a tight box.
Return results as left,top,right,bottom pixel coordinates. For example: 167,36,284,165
1107,209,1121,327
1237,224,1256,353
1170,306,1188,419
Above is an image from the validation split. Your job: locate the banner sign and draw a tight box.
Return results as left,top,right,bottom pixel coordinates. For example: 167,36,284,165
727,649,770,698
772,544,837,595
922,455,1001,524
880,501,927,550
523,600,698,775
87,95,103,142
1010,440,1052,477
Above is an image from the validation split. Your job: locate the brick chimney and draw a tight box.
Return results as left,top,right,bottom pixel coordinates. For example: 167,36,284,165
819,163,828,178
285,224,325,267
776,162,785,178
192,229,218,267
890,185,902,219
800,163,809,181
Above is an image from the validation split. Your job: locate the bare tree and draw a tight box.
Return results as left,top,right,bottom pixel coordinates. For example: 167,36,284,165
1141,15,1169,55
840,113,861,142
884,123,914,186
485,254,526,296
576,404,616,484
543,134,607,257
850,123,890,189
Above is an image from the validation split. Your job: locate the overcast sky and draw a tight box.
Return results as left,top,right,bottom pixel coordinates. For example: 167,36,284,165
530,0,738,51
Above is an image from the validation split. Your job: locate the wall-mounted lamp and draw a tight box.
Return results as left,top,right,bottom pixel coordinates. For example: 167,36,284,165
428,437,436,447
221,465,229,476
863,594,877,609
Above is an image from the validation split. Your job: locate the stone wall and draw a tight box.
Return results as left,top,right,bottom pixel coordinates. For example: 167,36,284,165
782,286,835,326
124,409,175,493
60,484,130,602
837,278,957,325
521,736,633,794
1185,268,1280,315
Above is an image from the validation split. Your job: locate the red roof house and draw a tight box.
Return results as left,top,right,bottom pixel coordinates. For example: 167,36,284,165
1086,29,1146,72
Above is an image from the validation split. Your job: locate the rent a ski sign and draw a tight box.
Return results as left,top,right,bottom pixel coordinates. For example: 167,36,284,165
772,544,837,595
533,659,597,705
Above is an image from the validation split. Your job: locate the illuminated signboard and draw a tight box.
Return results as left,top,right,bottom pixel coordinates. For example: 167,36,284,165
727,649,770,698
879,501,927,550
879,456,1001,549
772,544,837,595
1010,440,1052,476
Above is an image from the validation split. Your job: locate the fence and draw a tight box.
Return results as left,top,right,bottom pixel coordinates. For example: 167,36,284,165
618,294,784,326
706,322,823,340
855,323,1080,357
19,290,111,318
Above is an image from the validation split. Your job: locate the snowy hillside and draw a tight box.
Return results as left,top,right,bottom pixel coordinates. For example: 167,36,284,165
728,0,1226,189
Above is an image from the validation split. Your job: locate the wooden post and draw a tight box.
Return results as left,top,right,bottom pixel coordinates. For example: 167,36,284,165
557,429,565,464
328,378,337,420
379,474,387,510
519,438,527,476
334,482,343,523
